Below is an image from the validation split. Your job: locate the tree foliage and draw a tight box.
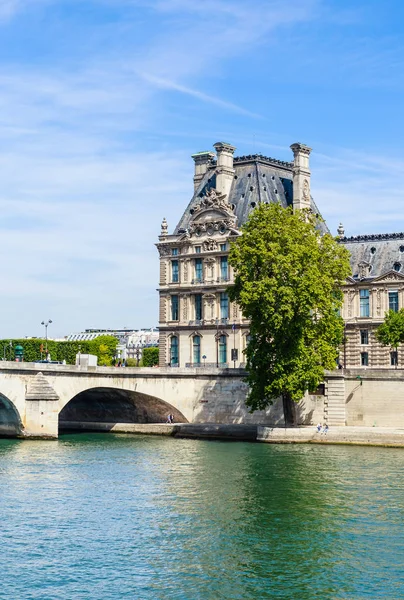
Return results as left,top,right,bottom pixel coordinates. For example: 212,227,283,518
375,309,404,349
142,347,159,367
228,203,351,420
0,336,118,365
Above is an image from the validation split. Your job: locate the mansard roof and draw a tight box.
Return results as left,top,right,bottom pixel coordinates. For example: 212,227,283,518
174,154,328,235
339,232,404,280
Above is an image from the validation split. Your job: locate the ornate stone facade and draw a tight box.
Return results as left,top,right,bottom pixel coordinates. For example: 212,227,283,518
156,140,319,368
340,234,404,368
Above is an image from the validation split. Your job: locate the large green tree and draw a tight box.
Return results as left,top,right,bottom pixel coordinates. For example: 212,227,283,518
228,203,351,424
375,309,404,363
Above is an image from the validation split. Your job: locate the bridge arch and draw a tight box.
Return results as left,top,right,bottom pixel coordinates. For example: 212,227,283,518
0,393,23,437
58,386,188,432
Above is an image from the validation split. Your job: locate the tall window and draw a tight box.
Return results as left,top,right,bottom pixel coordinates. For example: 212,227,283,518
220,256,228,281
195,294,202,321
195,246,201,254
220,243,227,251
361,352,368,366
389,291,399,313
360,330,369,345
219,335,227,364
170,336,178,365
360,289,370,317
193,335,201,364
171,260,179,283
171,295,179,321
220,293,229,319
172,248,178,256
391,351,398,366
195,258,203,282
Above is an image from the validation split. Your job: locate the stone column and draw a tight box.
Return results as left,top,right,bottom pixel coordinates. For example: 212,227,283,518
290,142,312,211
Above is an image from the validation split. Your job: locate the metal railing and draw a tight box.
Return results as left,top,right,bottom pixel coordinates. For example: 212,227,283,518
185,362,229,368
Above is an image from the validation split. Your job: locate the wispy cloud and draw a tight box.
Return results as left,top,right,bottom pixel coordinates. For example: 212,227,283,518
139,73,262,118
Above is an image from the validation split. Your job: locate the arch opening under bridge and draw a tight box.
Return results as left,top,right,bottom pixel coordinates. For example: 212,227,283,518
58,386,188,432
0,393,22,437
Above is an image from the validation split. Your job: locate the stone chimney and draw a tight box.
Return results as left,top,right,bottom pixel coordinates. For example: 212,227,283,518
290,142,312,211
191,151,215,192
213,141,236,198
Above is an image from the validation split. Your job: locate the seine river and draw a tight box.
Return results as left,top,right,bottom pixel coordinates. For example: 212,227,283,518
1,434,404,599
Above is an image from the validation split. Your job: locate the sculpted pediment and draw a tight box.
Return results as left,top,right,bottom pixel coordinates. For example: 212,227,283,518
372,270,404,283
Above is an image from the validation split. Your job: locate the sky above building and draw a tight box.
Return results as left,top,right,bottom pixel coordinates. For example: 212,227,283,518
0,0,403,337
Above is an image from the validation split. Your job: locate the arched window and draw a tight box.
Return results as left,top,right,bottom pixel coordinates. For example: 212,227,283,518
193,335,201,364
170,336,179,366
219,335,227,364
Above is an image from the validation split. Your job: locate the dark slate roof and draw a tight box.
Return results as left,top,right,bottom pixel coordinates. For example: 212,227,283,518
175,155,328,235
339,233,404,279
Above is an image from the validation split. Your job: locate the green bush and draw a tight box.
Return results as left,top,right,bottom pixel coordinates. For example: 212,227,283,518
0,336,118,365
125,358,142,367
142,347,159,367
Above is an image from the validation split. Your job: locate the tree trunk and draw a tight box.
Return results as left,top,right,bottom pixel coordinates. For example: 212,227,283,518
282,392,296,427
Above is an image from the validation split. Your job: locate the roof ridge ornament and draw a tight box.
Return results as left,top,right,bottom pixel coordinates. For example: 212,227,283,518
160,217,168,237
193,187,231,214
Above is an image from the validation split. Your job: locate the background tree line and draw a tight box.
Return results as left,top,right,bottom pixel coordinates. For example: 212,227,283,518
1,337,159,367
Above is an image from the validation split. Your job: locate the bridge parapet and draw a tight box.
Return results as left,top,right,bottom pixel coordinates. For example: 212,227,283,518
0,361,247,378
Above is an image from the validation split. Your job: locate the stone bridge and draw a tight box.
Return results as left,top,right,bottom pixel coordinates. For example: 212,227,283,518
0,362,260,438
0,362,363,439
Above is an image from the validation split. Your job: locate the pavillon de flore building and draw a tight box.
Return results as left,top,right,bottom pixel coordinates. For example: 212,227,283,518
157,141,404,369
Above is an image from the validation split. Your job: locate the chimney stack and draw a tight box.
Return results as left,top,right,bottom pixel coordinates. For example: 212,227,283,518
213,141,236,198
290,142,312,211
191,151,215,192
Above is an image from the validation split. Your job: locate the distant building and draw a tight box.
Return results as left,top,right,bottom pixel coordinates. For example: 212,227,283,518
339,232,404,368
66,328,159,360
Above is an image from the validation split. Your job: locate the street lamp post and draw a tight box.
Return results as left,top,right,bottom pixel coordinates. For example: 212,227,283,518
41,320,52,358
232,321,237,368
3,341,12,361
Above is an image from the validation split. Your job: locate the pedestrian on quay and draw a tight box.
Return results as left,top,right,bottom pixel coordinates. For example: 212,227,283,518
316,422,322,433
323,424,329,435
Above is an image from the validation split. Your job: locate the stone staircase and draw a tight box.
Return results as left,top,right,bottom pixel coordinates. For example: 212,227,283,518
325,376,346,426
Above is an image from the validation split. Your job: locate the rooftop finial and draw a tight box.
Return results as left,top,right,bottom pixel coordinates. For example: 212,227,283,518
161,217,168,237
337,223,345,237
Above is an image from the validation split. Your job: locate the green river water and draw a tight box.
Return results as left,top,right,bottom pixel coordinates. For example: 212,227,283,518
0,434,403,599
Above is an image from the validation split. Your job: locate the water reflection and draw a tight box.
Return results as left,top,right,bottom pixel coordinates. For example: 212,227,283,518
0,435,404,599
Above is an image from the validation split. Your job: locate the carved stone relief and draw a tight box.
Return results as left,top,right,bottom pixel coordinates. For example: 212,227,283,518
203,294,216,321
204,256,216,282
156,244,172,257
358,261,371,279
183,259,190,283
202,238,218,252
347,289,356,318
182,294,189,321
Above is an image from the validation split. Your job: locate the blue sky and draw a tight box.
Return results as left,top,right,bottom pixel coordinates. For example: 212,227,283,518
1,0,404,337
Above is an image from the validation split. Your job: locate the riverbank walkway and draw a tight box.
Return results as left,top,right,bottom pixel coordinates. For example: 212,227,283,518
60,422,404,448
